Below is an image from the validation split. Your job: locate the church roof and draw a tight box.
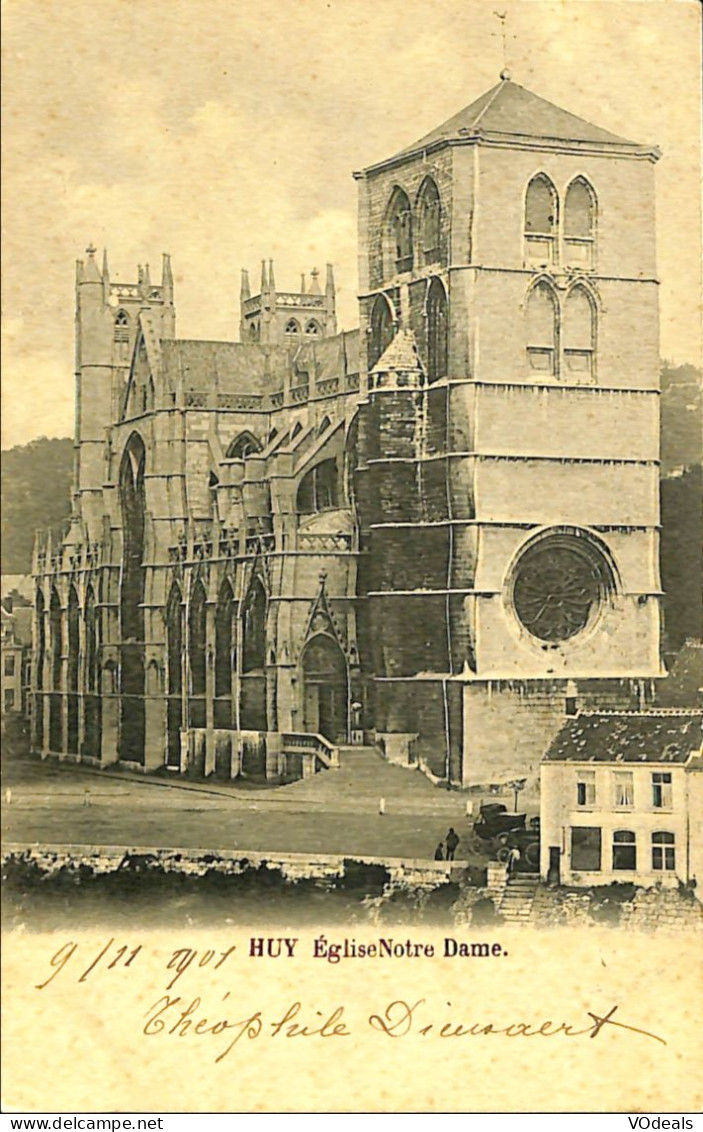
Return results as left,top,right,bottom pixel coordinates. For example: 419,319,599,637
543,711,703,765
361,78,657,173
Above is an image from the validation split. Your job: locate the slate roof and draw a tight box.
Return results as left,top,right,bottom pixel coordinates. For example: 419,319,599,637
161,330,361,396
371,329,424,376
161,340,291,395
364,78,655,172
543,711,703,765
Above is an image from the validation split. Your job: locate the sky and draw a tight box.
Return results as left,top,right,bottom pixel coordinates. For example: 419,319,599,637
2,0,701,447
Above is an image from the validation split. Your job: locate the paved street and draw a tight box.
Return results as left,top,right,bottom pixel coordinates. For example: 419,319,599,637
2,749,488,862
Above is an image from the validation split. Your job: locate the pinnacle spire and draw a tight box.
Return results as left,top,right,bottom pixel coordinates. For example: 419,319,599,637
83,243,101,283
162,253,174,302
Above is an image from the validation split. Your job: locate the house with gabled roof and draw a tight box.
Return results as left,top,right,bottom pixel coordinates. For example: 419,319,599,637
540,710,703,890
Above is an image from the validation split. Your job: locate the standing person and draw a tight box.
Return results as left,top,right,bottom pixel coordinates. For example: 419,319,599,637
378,797,386,816
445,827,460,861
507,845,520,876
434,842,444,861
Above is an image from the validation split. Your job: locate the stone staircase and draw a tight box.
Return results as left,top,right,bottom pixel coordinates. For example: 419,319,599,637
277,744,464,814
498,874,540,923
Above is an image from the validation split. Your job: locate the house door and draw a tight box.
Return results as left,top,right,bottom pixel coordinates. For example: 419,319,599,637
301,635,348,743
548,846,561,885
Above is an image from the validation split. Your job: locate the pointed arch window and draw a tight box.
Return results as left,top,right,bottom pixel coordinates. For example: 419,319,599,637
85,586,99,693
226,432,261,459
418,178,442,265
285,318,301,336
114,310,130,341
305,320,321,336
242,577,267,673
426,277,448,383
564,178,596,269
369,295,394,370
564,286,596,381
165,583,184,766
526,282,558,375
189,581,207,698
525,175,558,268
35,590,46,692
297,458,339,514
385,187,413,275
215,582,237,702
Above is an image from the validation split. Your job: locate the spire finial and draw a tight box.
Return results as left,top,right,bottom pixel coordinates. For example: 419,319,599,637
492,10,515,79
86,243,97,257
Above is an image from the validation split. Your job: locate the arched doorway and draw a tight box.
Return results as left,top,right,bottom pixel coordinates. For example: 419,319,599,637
301,634,348,743
119,433,146,763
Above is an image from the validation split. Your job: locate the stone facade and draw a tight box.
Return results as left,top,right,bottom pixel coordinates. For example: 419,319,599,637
31,76,664,787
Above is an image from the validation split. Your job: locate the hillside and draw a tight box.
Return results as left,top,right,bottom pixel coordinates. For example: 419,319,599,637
1,437,74,573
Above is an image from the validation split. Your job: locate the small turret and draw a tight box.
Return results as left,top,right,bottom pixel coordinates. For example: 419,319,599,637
239,258,339,344
162,253,174,305
102,249,110,304
325,263,337,335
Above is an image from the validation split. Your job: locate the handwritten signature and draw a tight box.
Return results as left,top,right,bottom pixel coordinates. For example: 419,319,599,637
142,998,666,1063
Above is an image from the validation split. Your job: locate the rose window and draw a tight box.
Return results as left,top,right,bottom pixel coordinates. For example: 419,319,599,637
512,535,613,643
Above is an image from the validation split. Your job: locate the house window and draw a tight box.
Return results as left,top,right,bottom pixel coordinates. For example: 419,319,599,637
652,772,672,809
576,770,596,807
526,282,558,375
564,178,596,270
563,286,596,382
613,771,634,808
4,688,15,711
524,174,558,268
612,830,636,871
651,831,675,872
571,826,601,871
4,655,16,677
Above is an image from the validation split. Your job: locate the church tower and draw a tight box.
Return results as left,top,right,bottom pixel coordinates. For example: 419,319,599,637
73,248,175,536
239,260,337,344
353,76,663,786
